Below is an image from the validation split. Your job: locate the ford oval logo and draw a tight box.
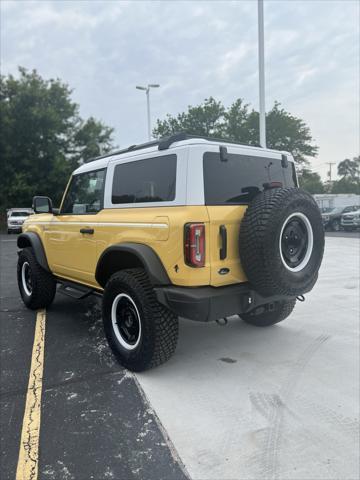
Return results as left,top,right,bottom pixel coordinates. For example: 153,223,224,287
218,268,230,275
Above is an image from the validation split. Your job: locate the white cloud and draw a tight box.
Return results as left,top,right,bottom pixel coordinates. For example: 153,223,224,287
0,0,358,178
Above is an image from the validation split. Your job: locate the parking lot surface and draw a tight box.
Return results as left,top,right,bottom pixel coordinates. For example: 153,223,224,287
1,233,359,480
0,235,187,480
137,235,360,480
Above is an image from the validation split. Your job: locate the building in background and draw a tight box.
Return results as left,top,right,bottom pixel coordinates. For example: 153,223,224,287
314,194,360,210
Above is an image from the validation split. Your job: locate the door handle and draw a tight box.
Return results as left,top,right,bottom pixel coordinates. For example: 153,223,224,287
80,228,94,235
219,225,227,260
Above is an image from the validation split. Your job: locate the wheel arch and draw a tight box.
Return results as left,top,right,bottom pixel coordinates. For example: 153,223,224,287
17,232,50,272
95,243,171,288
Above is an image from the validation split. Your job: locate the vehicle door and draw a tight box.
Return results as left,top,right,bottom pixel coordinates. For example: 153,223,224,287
44,168,106,286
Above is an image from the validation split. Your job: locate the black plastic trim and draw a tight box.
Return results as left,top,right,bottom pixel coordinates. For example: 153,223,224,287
154,283,293,322
95,243,171,288
219,225,227,260
17,232,50,272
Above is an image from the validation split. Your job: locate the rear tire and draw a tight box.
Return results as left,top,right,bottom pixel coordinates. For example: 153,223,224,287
17,247,57,310
102,268,179,372
240,299,296,327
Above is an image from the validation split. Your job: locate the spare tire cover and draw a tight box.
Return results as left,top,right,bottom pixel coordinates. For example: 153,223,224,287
239,188,324,297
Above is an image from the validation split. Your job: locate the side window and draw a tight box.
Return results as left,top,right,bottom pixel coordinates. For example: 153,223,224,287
112,155,176,204
61,169,106,214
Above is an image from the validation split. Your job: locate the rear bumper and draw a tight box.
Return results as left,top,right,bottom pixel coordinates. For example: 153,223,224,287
154,283,292,322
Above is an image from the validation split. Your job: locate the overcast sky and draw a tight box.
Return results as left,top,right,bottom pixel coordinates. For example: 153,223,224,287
1,0,359,178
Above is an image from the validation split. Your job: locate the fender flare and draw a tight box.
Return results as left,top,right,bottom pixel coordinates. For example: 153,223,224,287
17,232,50,272
95,243,171,288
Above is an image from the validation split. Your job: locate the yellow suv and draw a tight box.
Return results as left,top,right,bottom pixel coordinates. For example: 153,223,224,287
17,133,324,371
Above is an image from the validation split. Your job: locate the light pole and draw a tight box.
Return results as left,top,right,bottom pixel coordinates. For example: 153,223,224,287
257,0,266,148
136,84,160,141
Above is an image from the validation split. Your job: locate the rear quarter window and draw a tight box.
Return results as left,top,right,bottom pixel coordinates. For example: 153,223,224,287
112,154,177,204
203,152,297,205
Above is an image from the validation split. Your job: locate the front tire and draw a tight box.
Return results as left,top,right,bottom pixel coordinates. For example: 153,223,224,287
17,247,57,310
240,299,296,327
102,268,179,372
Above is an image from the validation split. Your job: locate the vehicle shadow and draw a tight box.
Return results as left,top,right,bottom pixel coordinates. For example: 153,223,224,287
48,293,328,382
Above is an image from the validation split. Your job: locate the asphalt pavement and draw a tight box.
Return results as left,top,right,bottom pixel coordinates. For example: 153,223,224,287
0,235,188,480
1,232,359,480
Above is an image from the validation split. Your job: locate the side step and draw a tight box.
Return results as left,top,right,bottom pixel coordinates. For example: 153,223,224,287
58,282,94,300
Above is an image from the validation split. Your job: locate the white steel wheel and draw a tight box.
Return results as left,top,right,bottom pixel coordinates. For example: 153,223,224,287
279,212,314,273
21,261,33,296
111,293,142,351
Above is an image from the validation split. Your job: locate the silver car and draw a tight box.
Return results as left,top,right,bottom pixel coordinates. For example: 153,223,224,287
341,209,360,231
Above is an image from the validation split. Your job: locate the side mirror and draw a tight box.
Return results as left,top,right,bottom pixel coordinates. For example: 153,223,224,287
32,196,53,214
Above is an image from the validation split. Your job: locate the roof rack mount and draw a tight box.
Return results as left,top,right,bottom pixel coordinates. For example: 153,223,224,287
91,132,254,162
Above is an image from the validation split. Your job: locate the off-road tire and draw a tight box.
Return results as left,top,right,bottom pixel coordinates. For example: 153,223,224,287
17,247,57,309
240,188,324,297
240,298,296,327
102,268,179,372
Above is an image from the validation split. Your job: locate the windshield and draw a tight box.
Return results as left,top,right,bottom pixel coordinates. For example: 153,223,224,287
10,211,30,217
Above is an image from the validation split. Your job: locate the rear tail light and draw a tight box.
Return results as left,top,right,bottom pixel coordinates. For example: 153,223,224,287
184,223,205,267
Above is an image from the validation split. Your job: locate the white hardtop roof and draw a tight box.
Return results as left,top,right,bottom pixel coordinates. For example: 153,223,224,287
73,138,293,175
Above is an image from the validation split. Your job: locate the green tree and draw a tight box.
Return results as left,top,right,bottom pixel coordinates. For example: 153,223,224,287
0,68,115,210
337,156,360,180
73,117,114,164
331,178,360,194
154,97,225,137
153,98,318,166
332,156,360,194
298,168,324,194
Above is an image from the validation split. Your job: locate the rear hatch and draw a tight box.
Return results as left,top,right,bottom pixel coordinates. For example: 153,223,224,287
203,150,297,286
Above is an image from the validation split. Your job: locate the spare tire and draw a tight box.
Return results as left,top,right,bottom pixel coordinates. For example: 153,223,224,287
239,187,324,297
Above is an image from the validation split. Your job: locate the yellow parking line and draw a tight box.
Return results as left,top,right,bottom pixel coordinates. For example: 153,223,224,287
16,309,46,480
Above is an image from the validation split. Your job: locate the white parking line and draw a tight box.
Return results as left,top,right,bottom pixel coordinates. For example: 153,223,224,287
16,310,46,480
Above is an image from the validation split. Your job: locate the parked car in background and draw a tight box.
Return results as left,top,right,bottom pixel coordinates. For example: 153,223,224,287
322,205,360,231
319,207,332,214
341,209,360,231
7,209,33,234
